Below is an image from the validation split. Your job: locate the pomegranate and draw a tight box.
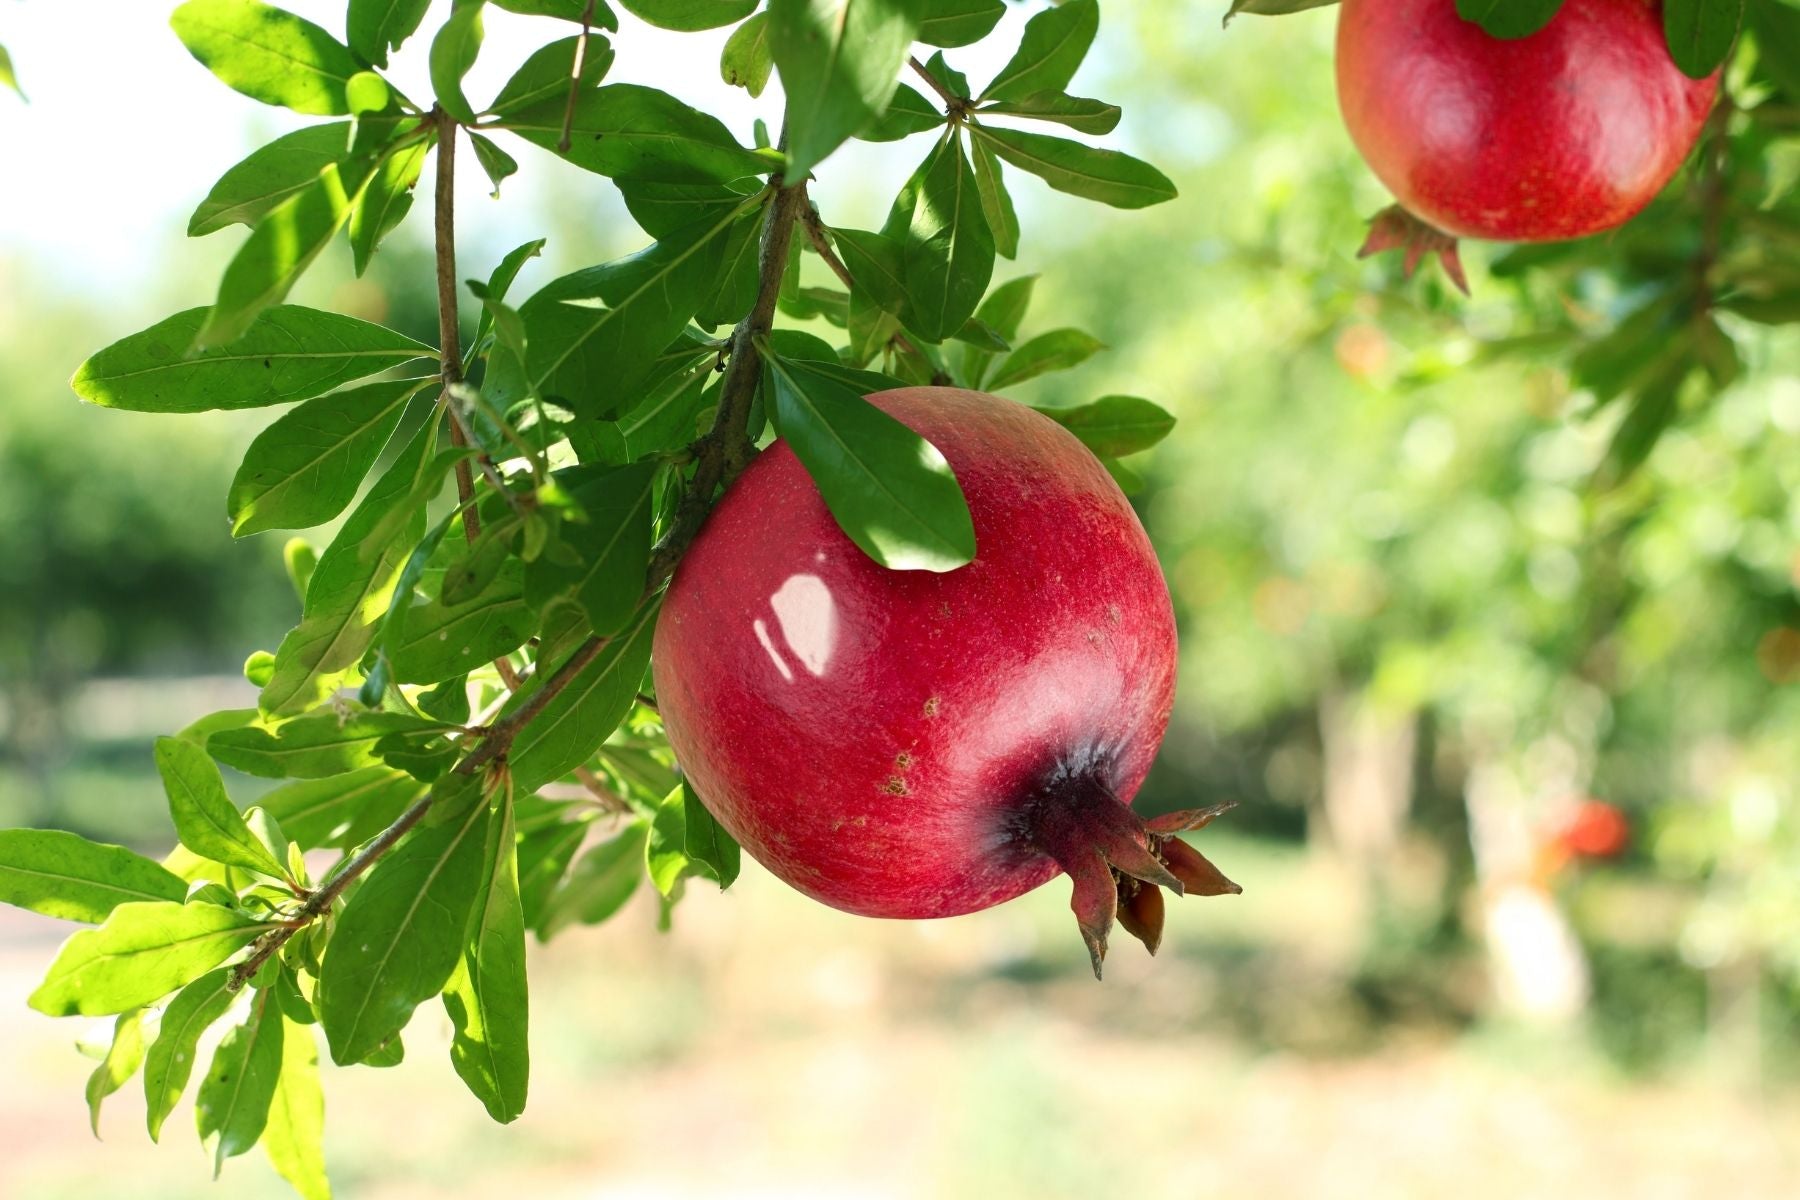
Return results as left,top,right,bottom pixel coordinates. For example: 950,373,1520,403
1336,0,1719,279
653,386,1237,976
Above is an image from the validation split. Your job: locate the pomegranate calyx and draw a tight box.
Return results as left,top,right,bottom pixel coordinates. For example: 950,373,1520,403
1357,204,1471,295
1024,773,1240,980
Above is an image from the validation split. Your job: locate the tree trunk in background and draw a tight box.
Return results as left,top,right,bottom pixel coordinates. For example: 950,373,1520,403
1318,689,1417,869
1464,758,1591,1024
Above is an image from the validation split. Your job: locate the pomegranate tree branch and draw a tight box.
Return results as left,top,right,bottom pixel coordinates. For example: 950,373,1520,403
557,1,598,154
798,193,924,360
908,55,965,116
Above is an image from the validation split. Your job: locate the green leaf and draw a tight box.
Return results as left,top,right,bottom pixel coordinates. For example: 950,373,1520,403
262,1018,330,1200
919,49,970,100
889,133,995,342
969,133,1020,260
209,713,444,780
919,0,1005,47
1453,0,1565,39
0,829,188,923
495,0,619,20
0,43,23,100
259,770,423,854
155,737,289,878
1224,0,1341,20
833,227,908,311
444,792,529,1123
228,378,424,537
196,987,284,1177
720,11,773,96
258,422,441,716
980,0,1097,103
519,822,588,934
978,91,1121,135
85,1009,148,1137
501,82,770,182
858,84,944,141
317,788,491,1065
682,780,740,889
1033,395,1175,457
619,0,758,29
1749,0,1800,97
430,1,487,124
581,355,714,463
503,209,740,415
1663,0,1744,77
537,821,648,938
489,34,615,116
504,603,660,795
769,0,921,180
189,123,351,237
985,327,1105,390
969,123,1177,209
391,562,536,684
143,969,238,1142
29,901,272,1018
172,0,365,115
766,355,976,571
1101,455,1144,495
645,786,692,895
523,464,656,635
349,0,434,66
196,159,372,349
71,306,433,413
351,135,432,275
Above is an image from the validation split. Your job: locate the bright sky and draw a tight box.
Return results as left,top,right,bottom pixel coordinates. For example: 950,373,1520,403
0,1,1032,303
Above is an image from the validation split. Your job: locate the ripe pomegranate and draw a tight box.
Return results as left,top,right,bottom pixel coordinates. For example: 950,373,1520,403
653,386,1237,977
1336,0,1719,282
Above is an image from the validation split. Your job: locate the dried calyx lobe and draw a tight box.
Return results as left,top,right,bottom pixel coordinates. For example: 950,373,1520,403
1013,756,1240,979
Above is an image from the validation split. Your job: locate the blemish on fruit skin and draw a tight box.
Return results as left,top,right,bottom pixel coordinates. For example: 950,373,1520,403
883,776,909,796
1107,604,1122,626
923,696,941,718
894,751,914,770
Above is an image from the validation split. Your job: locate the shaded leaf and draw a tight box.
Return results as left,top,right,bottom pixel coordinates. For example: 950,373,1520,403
501,83,769,182
969,123,1177,209
1033,395,1175,457
209,713,445,780
349,0,434,67
985,327,1105,389
504,603,660,794
978,90,1120,135
919,0,1006,47
537,821,648,938
262,1017,330,1200
195,987,284,1177
1663,0,1744,77
769,0,920,179
350,134,432,274
143,969,237,1142
980,0,1097,103
444,792,529,1122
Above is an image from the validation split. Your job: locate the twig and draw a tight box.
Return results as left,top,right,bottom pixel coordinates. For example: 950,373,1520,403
574,765,633,814
908,55,966,116
557,0,598,154
797,192,924,360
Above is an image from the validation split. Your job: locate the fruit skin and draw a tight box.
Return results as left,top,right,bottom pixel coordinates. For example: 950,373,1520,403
652,387,1180,925
1336,0,1719,242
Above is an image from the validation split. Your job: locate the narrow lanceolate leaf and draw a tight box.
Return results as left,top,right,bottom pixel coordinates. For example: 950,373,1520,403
682,781,740,889
518,823,588,934
262,1018,330,1200
969,123,1177,209
317,792,492,1065
720,11,773,96
196,987,284,1177
523,463,656,636
768,0,921,180
258,422,439,716
919,0,1006,47
228,377,423,536
980,0,1098,103
537,821,649,938
155,737,288,878
501,83,770,182
71,306,433,413
197,162,366,349
257,767,424,851
503,210,739,415
85,1009,148,1137
0,829,187,923
889,133,995,342
504,603,660,794
858,84,944,141
1663,0,1743,78
430,0,486,124
978,91,1121,136
766,356,976,571
172,0,364,115
444,793,529,1123
391,562,536,684
351,136,432,275
0,43,22,100
209,713,444,780
29,902,272,1017
1454,0,1566,41
646,786,693,895
350,0,434,67
489,34,614,116
143,969,238,1142
969,135,1020,260
495,0,619,18
620,0,758,29
1224,0,1341,20
984,327,1105,390
1034,395,1176,457
189,123,351,236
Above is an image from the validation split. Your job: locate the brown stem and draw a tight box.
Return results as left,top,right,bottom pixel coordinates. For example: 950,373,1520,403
908,55,966,117
798,194,924,360
556,0,598,154
434,108,482,552
574,765,633,814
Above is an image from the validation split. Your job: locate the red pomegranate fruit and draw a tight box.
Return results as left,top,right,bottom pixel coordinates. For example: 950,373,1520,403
1336,0,1719,284
653,386,1237,977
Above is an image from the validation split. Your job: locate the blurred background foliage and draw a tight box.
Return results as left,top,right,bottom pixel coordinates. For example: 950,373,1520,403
0,1,1796,1196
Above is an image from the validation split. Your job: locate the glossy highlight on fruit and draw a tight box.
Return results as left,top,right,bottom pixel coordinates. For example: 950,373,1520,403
652,386,1237,977
1336,0,1719,243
